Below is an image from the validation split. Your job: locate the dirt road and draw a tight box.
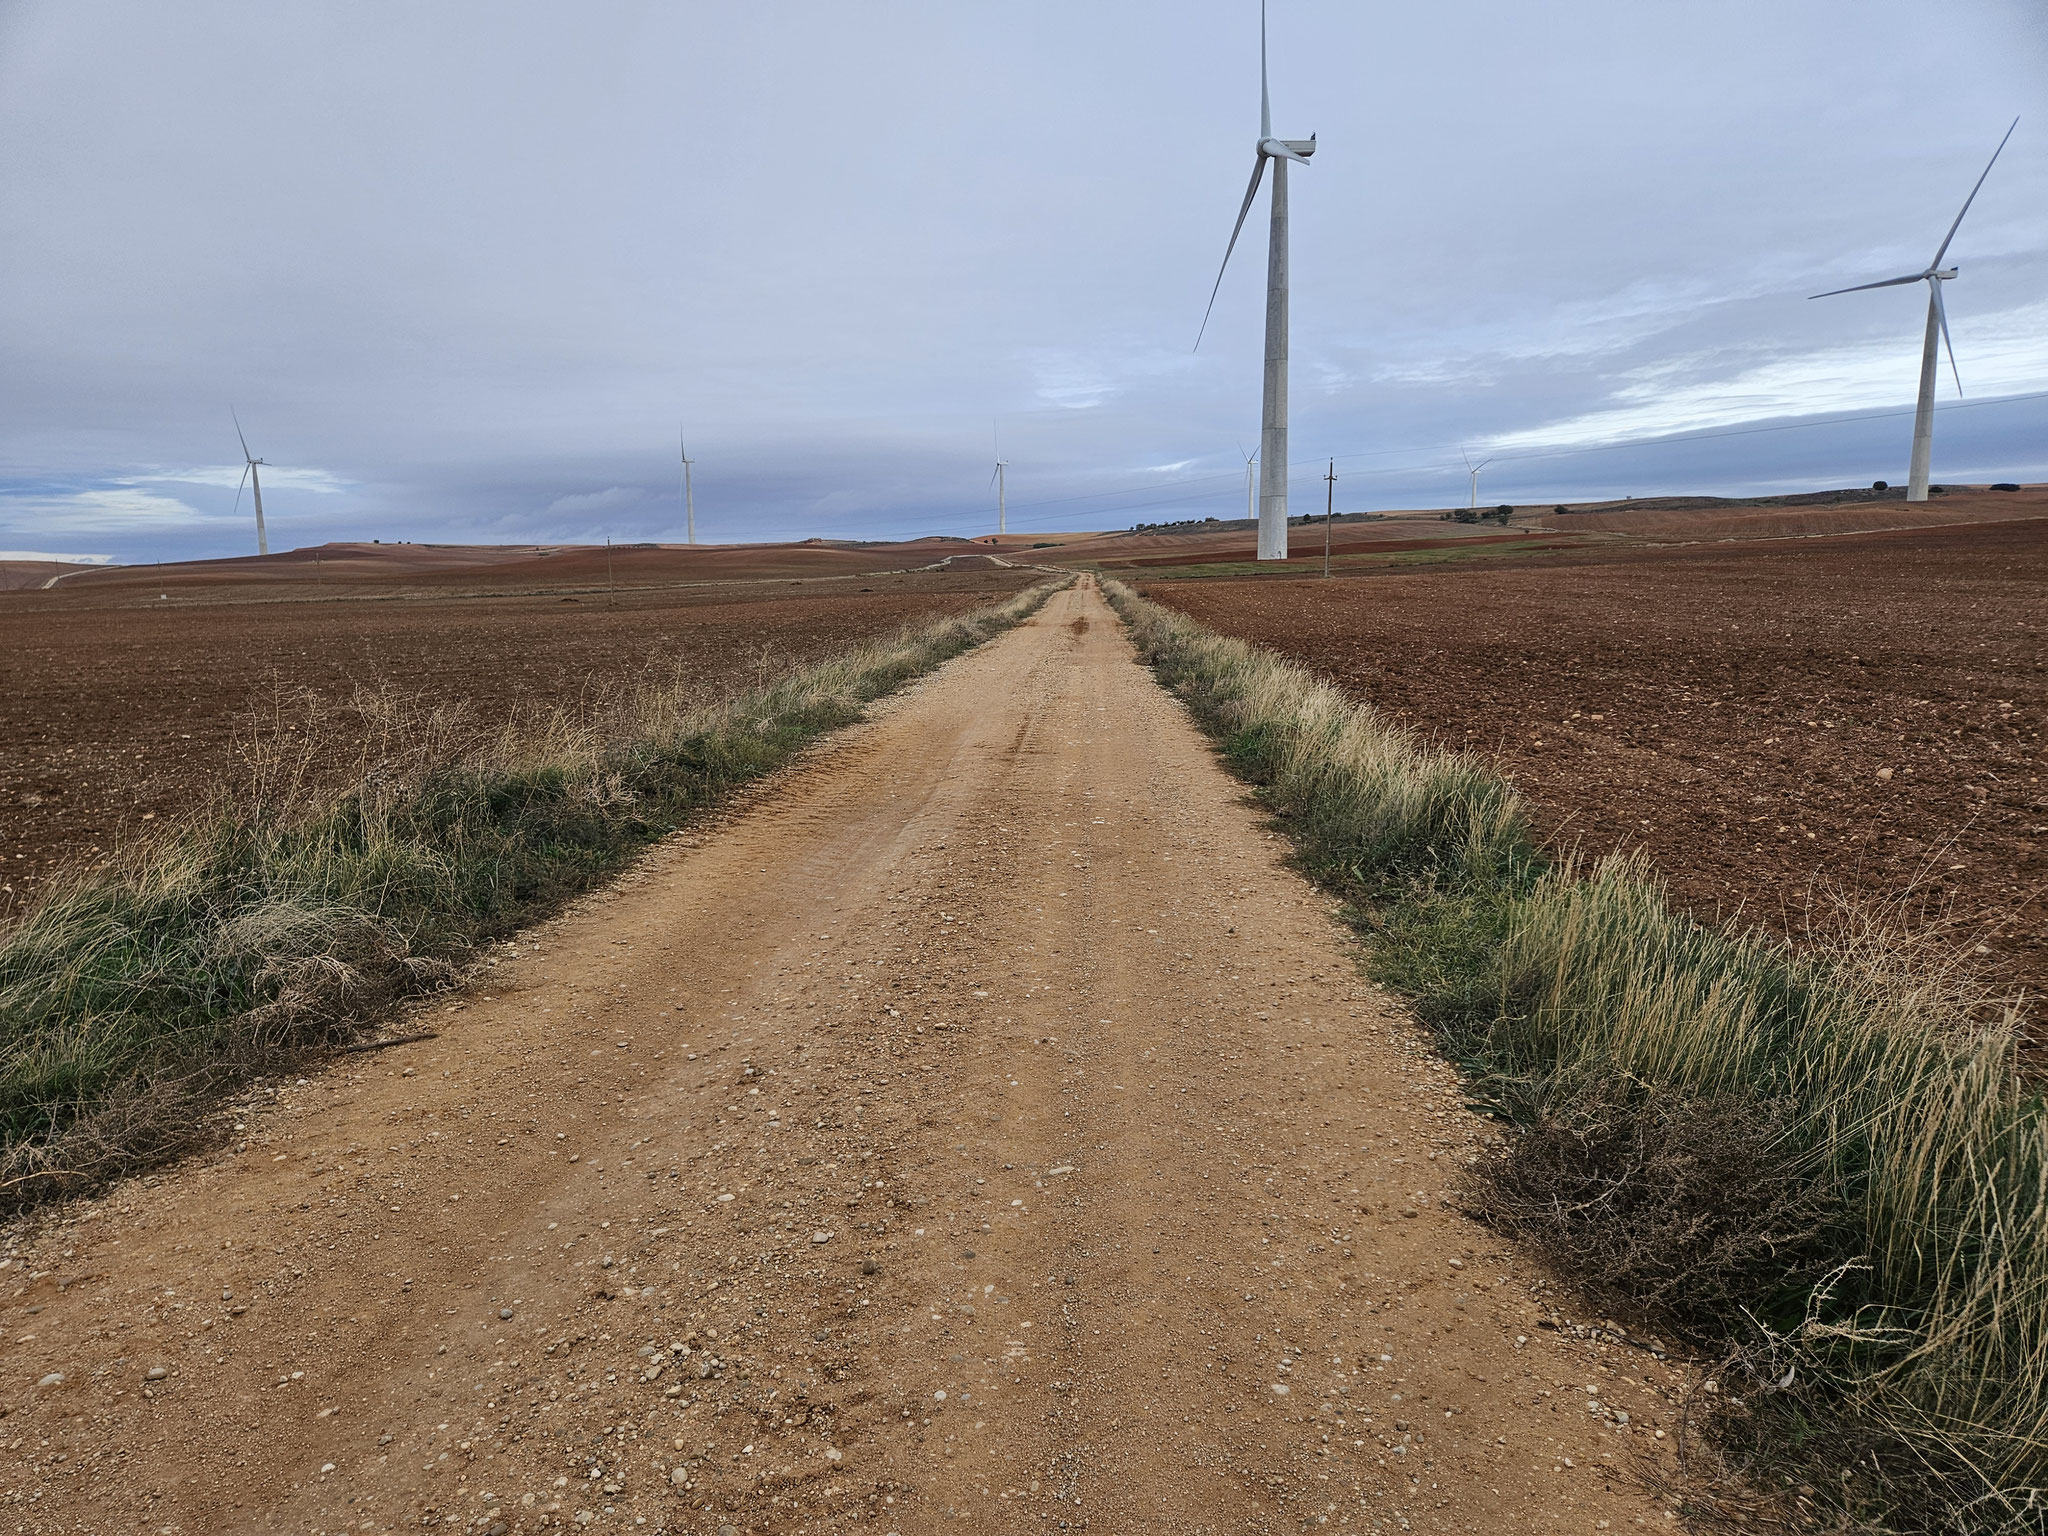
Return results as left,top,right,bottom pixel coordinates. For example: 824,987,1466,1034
3,580,1683,1534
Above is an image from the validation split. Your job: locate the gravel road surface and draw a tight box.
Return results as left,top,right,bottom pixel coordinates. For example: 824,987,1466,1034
2,579,1682,1534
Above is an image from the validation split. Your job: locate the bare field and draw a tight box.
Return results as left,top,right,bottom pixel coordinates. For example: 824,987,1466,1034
0,564,1035,915
40,534,1022,598
1524,483,2048,541
1144,516,2048,1005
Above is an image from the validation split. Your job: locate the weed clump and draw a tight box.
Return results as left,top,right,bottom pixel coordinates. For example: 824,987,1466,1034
1465,1090,1839,1338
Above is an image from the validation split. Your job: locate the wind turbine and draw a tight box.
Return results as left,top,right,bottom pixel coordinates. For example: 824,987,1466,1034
1239,442,1258,524
1196,0,1316,561
231,409,268,556
1462,450,1493,511
991,426,1007,538
1810,117,2018,502
679,431,696,544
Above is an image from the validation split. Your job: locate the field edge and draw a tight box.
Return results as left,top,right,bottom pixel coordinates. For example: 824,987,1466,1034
0,576,1073,1215
1101,575,2048,1535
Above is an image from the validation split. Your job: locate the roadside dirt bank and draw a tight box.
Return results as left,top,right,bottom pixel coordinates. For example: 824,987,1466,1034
2,579,1683,1534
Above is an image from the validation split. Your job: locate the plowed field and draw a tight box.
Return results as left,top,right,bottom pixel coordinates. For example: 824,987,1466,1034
0,568,1033,917
1145,517,2048,1008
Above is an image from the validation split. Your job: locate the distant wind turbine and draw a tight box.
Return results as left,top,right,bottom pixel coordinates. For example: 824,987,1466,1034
1239,442,1258,524
991,426,1007,537
231,409,268,556
1810,117,2018,502
1462,450,1493,510
1196,0,1316,561
679,431,696,544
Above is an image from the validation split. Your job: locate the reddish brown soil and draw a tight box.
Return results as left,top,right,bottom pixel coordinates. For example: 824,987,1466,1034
1110,531,1580,571
0,567,1034,916
1048,516,1536,568
40,535,1023,598
1145,517,2048,1008
0,560,99,593
1039,485,2048,572
1524,484,2048,542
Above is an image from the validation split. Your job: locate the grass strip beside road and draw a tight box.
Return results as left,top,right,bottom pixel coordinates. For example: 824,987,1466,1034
1104,577,2047,1534
0,578,1068,1209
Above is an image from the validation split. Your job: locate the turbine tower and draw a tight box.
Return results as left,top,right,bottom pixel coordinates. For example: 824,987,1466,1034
232,409,268,557
1463,450,1493,511
991,426,1007,538
1196,0,1315,561
1810,118,2018,502
680,431,696,544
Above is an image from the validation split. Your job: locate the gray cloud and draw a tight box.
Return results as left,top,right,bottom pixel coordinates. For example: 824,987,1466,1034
1,0,2043,562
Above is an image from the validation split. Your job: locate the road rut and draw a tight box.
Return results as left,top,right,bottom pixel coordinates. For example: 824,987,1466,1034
3,579,1682,1534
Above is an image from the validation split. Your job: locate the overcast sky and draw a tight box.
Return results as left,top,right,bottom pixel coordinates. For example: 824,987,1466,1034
2,0,2044,562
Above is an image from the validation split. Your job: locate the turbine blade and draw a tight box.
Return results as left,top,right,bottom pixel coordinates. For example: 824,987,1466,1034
1931,116,2018,271
1808,272,1927,299
1260,0,1270,141
1194,155,1268,352
1932,281,1963,397
231,406,251,462
232,460,249,520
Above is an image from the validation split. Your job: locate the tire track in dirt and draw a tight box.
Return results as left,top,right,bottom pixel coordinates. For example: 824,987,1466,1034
3,580,1685,1534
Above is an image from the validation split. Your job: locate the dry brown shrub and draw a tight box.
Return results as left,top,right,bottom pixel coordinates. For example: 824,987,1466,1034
1463,1092,1840,1341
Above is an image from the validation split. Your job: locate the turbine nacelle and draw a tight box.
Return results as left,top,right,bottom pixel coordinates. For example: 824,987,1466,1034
1259,135,1316,163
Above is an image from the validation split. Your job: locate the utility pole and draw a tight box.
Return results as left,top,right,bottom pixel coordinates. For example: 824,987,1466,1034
606,537,615,608
681,433,696,544
1323,458,1335,578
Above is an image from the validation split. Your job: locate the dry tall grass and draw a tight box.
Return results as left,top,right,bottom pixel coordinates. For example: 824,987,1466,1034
0,579,1066,1208
1105,578,2047,1531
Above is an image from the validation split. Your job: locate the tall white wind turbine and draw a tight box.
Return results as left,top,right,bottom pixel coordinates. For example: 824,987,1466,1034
231,409,269,556
1196,0,1316,561
679,431,696,544
1463,450,1493,511
1240,442,1258,524
1810,118,2018,502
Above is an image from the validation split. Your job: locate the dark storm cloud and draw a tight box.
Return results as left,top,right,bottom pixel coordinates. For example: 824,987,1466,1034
1,0,2043,561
